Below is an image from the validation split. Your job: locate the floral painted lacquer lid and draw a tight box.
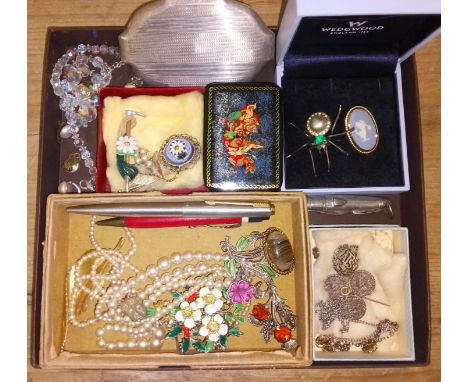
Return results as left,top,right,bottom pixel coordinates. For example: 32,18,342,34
204,83,282,191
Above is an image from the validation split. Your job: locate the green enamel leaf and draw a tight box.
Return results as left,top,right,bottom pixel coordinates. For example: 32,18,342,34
234,304,244,315
219,335,228,348
182,338,190,353
225,314,234,323
205,341,214,353
236,316,245,323
224,130,237,139
236,236,251,251
172,291,181,298
228,110,242,122
193,341,205,353
224,259,237,278
116,155,138,181
146,307,156,317
261,263,277,278
222,286,229,300
167,326,182,338
228,327,241,336
229,259,237,275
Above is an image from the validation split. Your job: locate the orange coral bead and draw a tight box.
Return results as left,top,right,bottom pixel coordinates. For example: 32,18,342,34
274,326,292,344
252,304,269,321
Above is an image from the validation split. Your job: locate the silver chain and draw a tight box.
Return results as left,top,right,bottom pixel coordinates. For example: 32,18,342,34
109,60,126,71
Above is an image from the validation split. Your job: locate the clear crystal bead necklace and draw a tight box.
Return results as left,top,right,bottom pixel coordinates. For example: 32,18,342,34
50,43,140,193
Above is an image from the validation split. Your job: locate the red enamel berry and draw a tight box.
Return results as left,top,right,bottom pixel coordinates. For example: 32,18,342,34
186,292,199,303
182,326,191,338
274,326,292,343
252,304,270,321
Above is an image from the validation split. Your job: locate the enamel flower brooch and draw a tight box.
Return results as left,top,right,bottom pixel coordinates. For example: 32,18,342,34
114,110,201,191
164,228,297,354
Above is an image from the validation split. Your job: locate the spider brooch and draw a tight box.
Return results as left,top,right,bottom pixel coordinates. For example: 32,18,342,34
285,105,353,176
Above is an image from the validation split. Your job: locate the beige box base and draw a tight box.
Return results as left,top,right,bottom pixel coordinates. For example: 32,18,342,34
40,192,312,369
310,226,414,361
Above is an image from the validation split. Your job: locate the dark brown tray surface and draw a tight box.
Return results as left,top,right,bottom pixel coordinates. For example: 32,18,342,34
32,27,429,368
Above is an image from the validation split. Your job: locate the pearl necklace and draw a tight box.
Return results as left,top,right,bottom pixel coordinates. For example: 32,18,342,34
68,216,232,350
67,218,298,353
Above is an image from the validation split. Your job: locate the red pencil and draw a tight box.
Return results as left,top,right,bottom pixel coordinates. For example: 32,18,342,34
95,216,257,228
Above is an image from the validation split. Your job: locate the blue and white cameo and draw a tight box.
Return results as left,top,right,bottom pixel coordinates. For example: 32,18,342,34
345,107,379,154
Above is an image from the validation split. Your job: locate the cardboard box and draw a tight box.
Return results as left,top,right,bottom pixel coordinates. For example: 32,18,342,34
39,192,312,369
310,226,414,362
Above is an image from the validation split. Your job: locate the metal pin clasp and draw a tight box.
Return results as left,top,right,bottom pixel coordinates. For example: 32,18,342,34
125,110,145,117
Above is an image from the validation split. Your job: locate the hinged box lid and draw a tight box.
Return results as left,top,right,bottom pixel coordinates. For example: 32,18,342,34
276,0,441,77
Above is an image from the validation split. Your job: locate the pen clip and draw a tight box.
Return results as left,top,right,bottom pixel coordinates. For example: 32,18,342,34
188,223,241,229
352,207,387,215
205,201,270,208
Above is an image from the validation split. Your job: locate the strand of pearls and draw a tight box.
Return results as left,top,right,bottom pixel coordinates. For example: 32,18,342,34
96,265,230,350
68,216,232,350
69,216,138,327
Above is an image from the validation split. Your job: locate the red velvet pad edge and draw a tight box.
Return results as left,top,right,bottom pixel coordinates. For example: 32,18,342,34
96,86,208,194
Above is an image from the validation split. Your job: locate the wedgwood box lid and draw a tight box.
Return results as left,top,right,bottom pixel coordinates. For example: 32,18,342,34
276,0,441,76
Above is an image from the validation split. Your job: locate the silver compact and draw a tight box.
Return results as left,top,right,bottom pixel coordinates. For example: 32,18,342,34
119,0,275,86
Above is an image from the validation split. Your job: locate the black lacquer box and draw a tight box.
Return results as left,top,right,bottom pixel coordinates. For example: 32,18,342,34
204,83,282,191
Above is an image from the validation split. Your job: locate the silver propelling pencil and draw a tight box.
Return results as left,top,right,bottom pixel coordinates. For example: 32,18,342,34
307,195,393,218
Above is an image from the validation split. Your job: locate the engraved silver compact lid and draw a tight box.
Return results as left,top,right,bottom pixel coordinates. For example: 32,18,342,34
119,0,275,86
